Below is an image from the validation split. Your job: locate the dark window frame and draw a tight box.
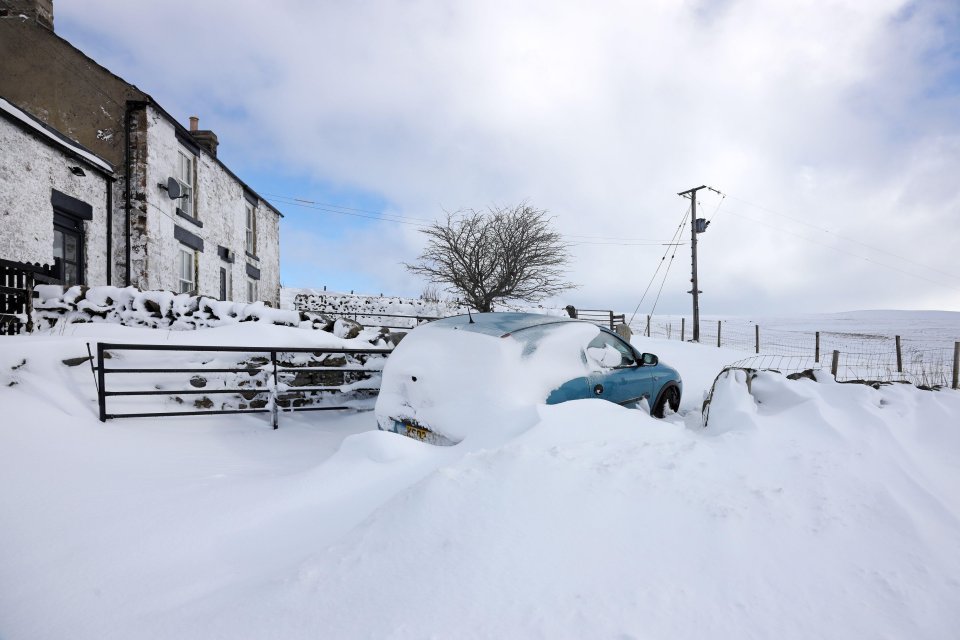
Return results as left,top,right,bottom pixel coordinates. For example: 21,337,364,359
53,209,85,287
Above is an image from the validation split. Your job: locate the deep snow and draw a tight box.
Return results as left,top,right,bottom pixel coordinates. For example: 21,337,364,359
1,320,959,639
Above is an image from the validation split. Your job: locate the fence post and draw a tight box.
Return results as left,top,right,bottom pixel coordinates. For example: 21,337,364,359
717,320,721,348
895,336,902,374
755,325,760,354
831,350,840,380
815,332,820,363
646,315,651,337
97,342,106,422
271,349,279,430
681,317,685,342
608,311,614,331
25,272,35,333
953,342,959,390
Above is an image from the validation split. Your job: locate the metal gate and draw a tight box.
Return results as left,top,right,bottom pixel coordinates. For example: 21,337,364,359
95,342,392,428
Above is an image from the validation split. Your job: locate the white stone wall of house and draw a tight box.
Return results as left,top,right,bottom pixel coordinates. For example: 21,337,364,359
141,105,281,305
143,108,184,293
0,113,110,284
252,198,281,307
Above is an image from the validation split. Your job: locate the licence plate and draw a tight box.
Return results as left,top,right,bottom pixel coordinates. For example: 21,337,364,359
405,423,430,441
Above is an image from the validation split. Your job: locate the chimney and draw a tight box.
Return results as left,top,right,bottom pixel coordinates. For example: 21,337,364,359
2,0,54,30
188,116,219,157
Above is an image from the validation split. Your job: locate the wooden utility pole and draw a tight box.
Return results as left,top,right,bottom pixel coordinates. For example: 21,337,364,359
678,185,721,342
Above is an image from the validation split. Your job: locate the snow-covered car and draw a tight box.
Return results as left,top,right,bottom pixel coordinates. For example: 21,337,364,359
375,312,682,445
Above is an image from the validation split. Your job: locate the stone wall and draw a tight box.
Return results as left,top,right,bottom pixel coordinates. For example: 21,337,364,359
30,285,395,349
32,285,301,331
0,112,110,282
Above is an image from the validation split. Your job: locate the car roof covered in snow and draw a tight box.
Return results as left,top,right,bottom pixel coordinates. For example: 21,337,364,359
428,312,585,338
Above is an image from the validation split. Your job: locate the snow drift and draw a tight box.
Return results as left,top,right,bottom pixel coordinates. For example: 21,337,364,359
1,325,959,639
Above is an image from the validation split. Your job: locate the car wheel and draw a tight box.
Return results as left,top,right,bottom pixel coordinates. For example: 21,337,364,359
652,385,680,419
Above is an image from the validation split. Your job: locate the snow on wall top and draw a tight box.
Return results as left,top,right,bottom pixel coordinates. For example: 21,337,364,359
0,97,114,174
283,288,569,319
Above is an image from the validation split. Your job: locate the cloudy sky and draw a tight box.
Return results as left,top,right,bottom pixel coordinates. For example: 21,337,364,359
57,0,960,315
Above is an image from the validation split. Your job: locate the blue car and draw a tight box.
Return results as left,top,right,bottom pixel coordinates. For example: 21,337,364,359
375,312,683,445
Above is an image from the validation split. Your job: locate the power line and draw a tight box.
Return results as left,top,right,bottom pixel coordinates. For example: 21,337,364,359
722,207,960,293
267,195,430,227
725,193,960,282
569,241,687,247
648,221,686,317
704,192,727,222
265,192,685,244
262,193,435,223
628,204,690,325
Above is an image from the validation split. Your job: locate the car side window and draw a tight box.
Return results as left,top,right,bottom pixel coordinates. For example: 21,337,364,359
587,332,636,368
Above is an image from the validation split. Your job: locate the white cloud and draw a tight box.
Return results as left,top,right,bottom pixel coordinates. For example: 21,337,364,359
58,0,960,313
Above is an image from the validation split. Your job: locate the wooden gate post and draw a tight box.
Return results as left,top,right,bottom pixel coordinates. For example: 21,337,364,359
831,350,840,380
25,272,35,333
717,320,722,348
895,336,902,374
755,325,760,354
681,317,685,342
815,331,820,363
953,342,959,390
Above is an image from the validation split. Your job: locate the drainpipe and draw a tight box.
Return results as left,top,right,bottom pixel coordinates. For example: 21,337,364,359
105,176,112,285
124,100,148,287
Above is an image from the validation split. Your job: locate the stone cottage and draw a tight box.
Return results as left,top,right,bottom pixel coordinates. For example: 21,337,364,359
0,96,114,336
0,0,282,306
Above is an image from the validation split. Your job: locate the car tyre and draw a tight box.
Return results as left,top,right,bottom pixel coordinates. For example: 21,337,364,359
652,385,680,418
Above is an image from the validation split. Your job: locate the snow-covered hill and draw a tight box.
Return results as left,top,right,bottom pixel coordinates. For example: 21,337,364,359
1,321,958,639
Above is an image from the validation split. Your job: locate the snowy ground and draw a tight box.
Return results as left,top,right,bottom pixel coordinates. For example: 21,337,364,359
1,320,959,639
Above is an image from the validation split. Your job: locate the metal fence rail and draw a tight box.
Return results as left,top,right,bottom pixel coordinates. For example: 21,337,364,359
574,309,626,331
96,343,392,428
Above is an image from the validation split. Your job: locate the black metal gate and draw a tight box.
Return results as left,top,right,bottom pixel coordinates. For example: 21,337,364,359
95,342,392,428
0,259,61,335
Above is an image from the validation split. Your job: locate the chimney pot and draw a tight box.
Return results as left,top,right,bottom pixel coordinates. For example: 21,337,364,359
189,116,199,132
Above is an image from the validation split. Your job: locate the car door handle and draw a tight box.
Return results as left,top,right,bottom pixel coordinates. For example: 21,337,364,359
594,384,604,396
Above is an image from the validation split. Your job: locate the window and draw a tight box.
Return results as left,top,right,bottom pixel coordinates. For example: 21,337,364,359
219,266,232,301
587,332,636,368
176,146,195,218
177,246,195,294
53,213,84,287
245,202,257,255
246,278,258,302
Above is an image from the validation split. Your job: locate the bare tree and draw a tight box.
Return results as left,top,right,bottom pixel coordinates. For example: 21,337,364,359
406,204,576,312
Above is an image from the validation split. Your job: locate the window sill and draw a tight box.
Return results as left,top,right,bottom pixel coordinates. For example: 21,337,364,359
176,208,203,228
245,251,259,261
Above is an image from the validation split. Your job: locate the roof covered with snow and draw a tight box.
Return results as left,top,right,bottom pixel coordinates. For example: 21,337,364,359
0,95,114,175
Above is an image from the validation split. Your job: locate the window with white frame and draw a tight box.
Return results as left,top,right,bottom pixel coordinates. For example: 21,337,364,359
176,146,195,217
247,278,258,302
177,246,195,294
245,202,257,255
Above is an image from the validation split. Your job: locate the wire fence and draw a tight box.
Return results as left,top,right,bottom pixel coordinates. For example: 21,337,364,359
630,315,960,389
